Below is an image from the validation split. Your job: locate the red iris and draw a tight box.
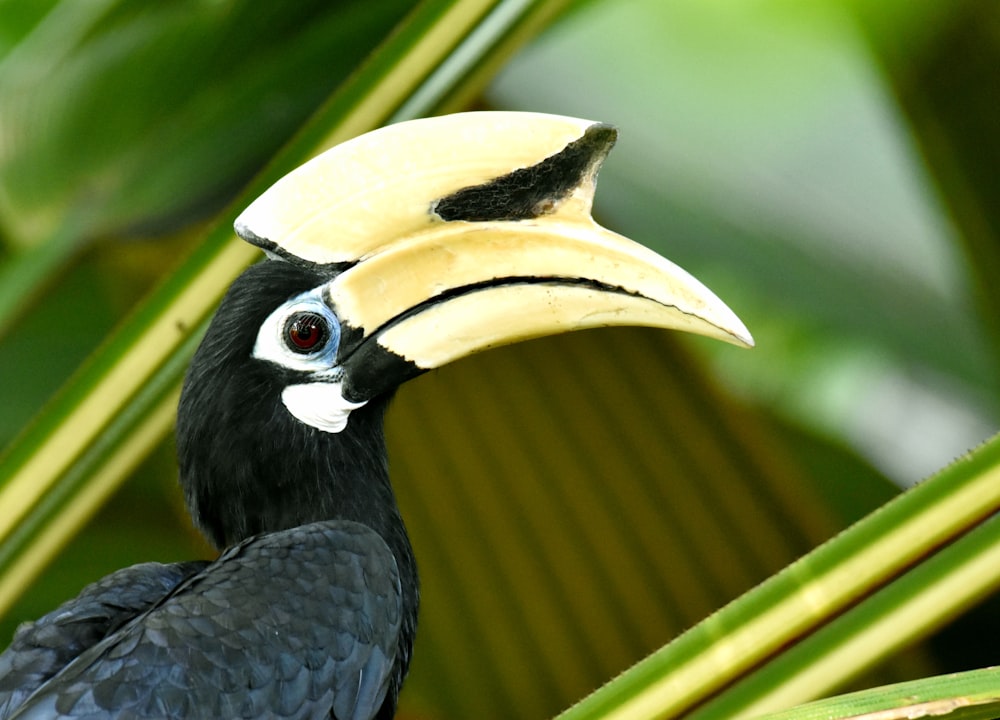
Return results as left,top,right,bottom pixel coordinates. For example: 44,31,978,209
284,313,328,353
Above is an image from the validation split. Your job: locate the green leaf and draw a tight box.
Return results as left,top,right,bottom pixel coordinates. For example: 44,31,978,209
0,0,415,340
0,0,413,246
0,0,574,616
490,0,1000,473
751,667,1000,720
3,2,1000,719
555,433,1000,720
390,329,852,717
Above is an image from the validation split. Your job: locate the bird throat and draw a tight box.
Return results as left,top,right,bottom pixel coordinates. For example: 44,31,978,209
178,382,401,552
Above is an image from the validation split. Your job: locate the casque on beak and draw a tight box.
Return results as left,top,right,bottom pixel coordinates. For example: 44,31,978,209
235,111,752,402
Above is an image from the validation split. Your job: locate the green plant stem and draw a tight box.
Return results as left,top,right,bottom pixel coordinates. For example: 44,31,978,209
556,436,1000,720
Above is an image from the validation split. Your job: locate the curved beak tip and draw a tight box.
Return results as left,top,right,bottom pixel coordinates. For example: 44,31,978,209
734,327,755,349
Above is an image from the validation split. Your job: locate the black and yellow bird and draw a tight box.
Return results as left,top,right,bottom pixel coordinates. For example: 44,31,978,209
0,112,751,719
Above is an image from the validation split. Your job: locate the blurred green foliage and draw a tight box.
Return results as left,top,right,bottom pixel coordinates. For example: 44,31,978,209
491,0,999,484
0,1,997,718
0,0,412,244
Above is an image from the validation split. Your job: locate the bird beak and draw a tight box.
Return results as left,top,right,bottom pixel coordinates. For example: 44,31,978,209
235,112,752,402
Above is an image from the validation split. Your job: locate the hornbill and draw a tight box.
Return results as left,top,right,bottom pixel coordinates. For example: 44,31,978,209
0,112,752,719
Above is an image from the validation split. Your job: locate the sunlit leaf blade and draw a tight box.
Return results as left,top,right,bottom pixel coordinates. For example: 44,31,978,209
390,329,849,718
0,0,570,616
692,512,1000,718
555,434,1000,720
749,667,1000,720
0,384,184,615
0,237,255,568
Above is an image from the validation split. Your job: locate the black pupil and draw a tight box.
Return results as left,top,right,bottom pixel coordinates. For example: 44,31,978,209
285,313,327,353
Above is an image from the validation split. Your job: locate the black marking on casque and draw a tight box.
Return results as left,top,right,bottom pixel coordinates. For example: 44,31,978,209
431,123,617,223
234,221,357,277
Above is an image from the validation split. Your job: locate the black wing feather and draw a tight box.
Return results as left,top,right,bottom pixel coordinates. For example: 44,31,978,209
0,561,207,718
4,520,402,720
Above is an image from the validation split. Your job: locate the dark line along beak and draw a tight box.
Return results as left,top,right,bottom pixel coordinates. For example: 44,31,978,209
235,112,753,401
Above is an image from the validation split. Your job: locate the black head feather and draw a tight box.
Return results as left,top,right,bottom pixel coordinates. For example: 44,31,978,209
176,260,418,717
176,261,402,556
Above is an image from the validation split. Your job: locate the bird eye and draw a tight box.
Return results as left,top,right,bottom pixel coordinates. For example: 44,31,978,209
284,312,329,353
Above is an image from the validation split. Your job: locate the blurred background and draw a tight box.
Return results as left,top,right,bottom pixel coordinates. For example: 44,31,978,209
0,1,998,718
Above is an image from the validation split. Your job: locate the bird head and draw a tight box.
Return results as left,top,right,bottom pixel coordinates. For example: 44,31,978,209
176,112,753,548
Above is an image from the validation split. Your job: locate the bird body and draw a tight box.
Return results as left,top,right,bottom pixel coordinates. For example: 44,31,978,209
0,112,751,718
0,562,208,717
2,261,418,719
3,523,405,720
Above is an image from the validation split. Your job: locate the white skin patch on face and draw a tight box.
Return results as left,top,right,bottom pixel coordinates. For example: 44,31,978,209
281,382,367,434
253,286,368,433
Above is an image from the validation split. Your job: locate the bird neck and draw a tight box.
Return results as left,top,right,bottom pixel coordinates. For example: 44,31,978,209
177,389,419,687
173,259,418,651
178,392,410,560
